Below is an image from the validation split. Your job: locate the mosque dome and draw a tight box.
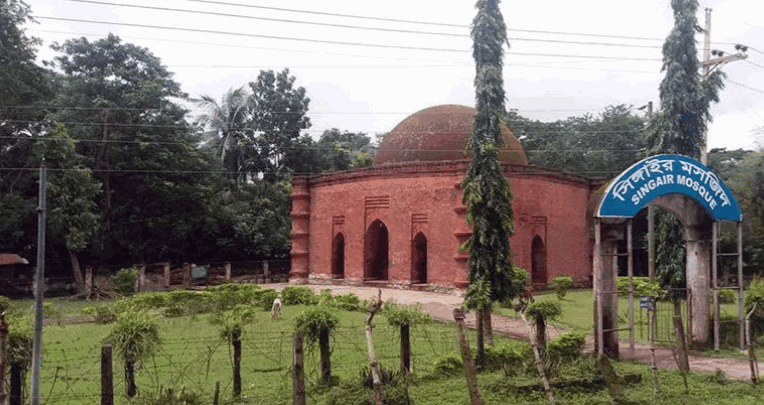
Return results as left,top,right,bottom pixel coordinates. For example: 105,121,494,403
372,104,527,166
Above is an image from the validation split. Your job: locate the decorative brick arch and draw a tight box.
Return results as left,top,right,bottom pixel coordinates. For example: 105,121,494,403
364,219,389,280
411,232,428,284
531,235,547,286
332,232,345,279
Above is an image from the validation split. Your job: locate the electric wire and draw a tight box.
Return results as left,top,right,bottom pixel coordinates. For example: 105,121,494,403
727,79,764,96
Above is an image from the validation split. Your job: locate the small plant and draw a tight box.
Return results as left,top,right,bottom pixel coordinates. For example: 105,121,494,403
552,275,573,299
111,267,139,296
547,331,587,364
484,340,530,376
432,353,463,376
103,309,162,397
132,292,167,310
130,387,204,405
281,286,317,305
254,288,278,311
218,304,257,341
383,302,431,327
616,276,664,297
710,289,736,304
294,306,339,342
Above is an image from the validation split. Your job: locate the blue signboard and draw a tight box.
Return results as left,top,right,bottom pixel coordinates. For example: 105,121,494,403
597,154,741,222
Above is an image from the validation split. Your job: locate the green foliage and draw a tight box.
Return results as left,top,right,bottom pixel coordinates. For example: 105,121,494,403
6,315,33,365
484,340,531,376
616,276,665,297
129,387,205,405
655,207,687,301
294,305,339,342
111,267,139,296
218,304,257,341
132,292,168,310
103,310,162,365
43,301,62,320
711,289,736,305
745,278,764,338
317,290,363,311
461,0,518,309
281,286,317,305
547,331,587,364
552,275,573,299
211,283,262,310
325,366,412,405
0,295,11,312
525,300,562,322
432,353,464,376
255,288,279,311
383,302,431,328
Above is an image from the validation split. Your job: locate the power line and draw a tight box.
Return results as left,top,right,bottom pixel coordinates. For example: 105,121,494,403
60,0,664,50
744,59,764,72
33,16,663,61
727,79,764,96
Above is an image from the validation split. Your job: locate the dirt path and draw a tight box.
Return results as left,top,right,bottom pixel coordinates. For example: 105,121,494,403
285,284,761,382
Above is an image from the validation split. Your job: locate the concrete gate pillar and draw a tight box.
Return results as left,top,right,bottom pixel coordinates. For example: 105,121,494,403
685,221,711,348
594,221,620,359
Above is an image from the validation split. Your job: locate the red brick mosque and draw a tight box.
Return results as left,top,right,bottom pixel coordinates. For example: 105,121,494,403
290,105,606,290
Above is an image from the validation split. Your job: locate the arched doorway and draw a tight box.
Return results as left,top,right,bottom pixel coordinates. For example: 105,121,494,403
364,220,389,280
531,236,547,285
411,232,427,284
332,233,345,278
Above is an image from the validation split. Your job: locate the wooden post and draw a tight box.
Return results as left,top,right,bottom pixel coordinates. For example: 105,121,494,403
648,307,661,394
10,363,22,405
400,323,411,374
365,290,384,405
85,267,93,295
453,308,484,405
125,361,136,398
483,307,493,346
319,328,331,385
293,333,306,405
519,310,555,404
225,262,231,281
0,311,7,405
182,263,191,288
476,306,485,371
101,345,113,405
233,329,242,397
163,263,171,288
213,381,220,405
673,300,690,372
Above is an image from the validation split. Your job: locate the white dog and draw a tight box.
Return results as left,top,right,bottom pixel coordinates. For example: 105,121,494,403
271,297,282,319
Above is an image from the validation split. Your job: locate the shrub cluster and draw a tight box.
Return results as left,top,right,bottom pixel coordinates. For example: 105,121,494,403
552,275,573,299
616,276,664,297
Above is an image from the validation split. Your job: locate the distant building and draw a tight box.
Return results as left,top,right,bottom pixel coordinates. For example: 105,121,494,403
0,253,29,279
290,105,605,290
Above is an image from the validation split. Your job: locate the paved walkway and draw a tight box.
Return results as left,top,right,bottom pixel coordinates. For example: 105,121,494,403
286,284,762,382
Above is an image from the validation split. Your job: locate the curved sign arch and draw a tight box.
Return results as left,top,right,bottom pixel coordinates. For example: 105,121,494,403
596,154,742,222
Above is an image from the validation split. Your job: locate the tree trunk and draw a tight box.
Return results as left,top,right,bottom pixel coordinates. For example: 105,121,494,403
0,312,7,405
293,333,306,405
673,300,690,372
319,328,331,385
519,311,555,405
400,323,411,374
536,316,548,365
10,363,22,405
453,308,484,405
483,307,494,346
476,306,485,371
125,361,136,398
365,290,384,405
68,247,86,294
233,329,242,397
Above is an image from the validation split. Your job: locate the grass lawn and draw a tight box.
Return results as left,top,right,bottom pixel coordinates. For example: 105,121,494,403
5,292,762,404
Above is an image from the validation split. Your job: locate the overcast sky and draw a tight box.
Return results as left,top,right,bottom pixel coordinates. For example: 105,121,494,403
25,0,764,151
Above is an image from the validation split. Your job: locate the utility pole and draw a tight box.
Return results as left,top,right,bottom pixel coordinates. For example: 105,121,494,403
700,8,747,164
31,164,47,405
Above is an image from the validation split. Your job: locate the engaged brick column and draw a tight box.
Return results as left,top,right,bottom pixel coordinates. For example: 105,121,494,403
452,177,471,288
290,176,311,283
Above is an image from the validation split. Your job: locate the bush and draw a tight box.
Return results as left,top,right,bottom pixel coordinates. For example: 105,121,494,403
282,286,317,305
552,275,573,299
525,300,562,322
254,288,278,311
547,331,587,364
210,283,262,310
616,276,664,297
111,267,139,296
132,292,167,310
484,340,531,376
383,302,431,327
433,353,463,376
294,306,339,342
332,293,363,311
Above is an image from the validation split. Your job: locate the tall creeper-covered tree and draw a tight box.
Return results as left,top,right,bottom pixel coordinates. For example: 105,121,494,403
462,0,521,368
647,0,725,352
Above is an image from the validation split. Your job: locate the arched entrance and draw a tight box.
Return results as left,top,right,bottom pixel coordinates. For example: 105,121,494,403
332,233,345,278
531,236,547,286
411,232,427,284
364,220,389,280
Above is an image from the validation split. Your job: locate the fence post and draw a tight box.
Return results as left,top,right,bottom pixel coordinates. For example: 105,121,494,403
101,345,113,405
85,267,93,295
213,381,220,405
0,311,7,405
453,308,484,405
225,262,231,281
293,332,306,405
319,328,331,385
10,363,22,405
163,263,171,288
400,323,411,374
233,330,242,397
263,261,270,282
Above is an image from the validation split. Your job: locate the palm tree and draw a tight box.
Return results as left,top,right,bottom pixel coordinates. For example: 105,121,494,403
193,86,250,185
